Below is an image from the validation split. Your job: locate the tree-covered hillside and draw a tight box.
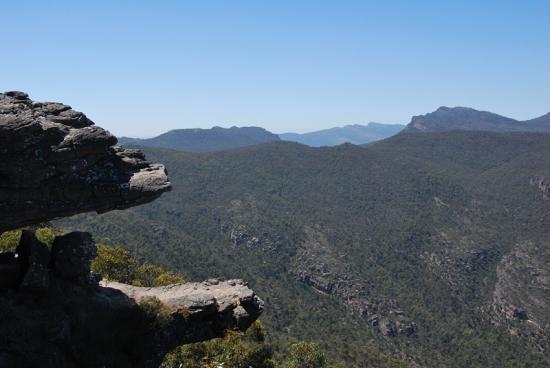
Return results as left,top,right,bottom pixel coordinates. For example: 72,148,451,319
58,131,550,367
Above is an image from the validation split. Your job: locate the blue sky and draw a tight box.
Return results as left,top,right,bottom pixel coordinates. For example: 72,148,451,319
1,1,549,136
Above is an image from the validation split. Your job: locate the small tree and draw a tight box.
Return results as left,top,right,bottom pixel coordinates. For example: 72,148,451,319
283,342,327,368
91,244,186,287
91,244,137,284
134,263,185,286
162,321,275,368
0,230,21,252
0,225,58,252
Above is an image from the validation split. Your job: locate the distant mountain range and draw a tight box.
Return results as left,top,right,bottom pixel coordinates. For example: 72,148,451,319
119,123,404,151
405,106,550,133
280,122,404,146
117,107,550,152
118,126,280,152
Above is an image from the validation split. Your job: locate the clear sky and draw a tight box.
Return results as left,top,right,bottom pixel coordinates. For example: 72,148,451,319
1,1,549,137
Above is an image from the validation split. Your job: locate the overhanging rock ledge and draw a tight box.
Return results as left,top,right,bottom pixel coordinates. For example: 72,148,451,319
0,91,171,232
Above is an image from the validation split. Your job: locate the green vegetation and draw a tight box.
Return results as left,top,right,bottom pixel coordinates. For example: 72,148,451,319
0,230,21,252
163,321,366,368
0,224,59,252
59,131,550,367
91,244,185,286
91,242,357,367
283,342,327,368
163,321,276,368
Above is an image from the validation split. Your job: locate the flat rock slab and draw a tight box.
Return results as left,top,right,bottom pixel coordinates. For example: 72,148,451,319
100,279,263,326
99,278,264,353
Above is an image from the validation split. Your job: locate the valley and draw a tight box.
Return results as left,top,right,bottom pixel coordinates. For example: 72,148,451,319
59,130,550,367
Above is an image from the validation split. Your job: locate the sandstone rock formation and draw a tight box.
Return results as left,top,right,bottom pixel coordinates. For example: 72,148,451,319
0,230,263,368
102,279,264,348
0,92,263,367
0,91,171,232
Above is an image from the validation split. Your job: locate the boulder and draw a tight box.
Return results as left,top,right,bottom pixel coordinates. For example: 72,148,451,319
50,232,97,284
16,230,50,291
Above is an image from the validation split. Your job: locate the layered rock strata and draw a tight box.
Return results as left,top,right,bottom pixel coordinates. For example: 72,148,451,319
0,91,171,232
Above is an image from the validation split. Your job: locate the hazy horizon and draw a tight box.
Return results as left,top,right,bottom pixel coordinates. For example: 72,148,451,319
2,1,549,137
118,120,407,139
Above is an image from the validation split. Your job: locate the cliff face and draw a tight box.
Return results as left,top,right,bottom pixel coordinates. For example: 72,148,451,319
0,92,263,368
0,91,171,232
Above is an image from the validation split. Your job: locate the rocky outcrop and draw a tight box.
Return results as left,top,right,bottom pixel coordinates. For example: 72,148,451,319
222,222,282,251
293,226,416,337
0,92,263,367
0,91,171,232
530,176,550,200
0,230,263,367
16,230,51,291
490,241,550,354
102,279,264,348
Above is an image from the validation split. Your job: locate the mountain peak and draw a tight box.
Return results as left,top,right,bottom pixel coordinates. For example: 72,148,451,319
280,123,403,146
119,125,280,152
405,106,550,133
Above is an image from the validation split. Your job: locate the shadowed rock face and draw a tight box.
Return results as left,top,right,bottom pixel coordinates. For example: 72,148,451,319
0,91,171,232
0,231,263,368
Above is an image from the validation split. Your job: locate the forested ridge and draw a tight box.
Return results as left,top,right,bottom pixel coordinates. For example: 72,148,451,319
59,131,550,367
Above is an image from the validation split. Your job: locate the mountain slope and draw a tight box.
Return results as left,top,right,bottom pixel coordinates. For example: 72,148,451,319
280,123,404,146
58,132,550,367
119,126,280,152
405,107,550,133
523,112,550,130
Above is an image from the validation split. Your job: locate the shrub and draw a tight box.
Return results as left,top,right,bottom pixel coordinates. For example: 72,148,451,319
91,244,185,287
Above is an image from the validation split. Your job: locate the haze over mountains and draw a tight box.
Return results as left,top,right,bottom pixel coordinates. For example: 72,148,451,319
119,123,404,152
118,126,280,152
280,122,404,146
118,107,550,153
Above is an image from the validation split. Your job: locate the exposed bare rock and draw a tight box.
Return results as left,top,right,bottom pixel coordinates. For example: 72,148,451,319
100,279,264,350
51,231,97,284
16,230,50,291
292,225,416,337
530,176,550,200
0,92,264,367
0,229,264,368
0,91,171,232
490,241,550,354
